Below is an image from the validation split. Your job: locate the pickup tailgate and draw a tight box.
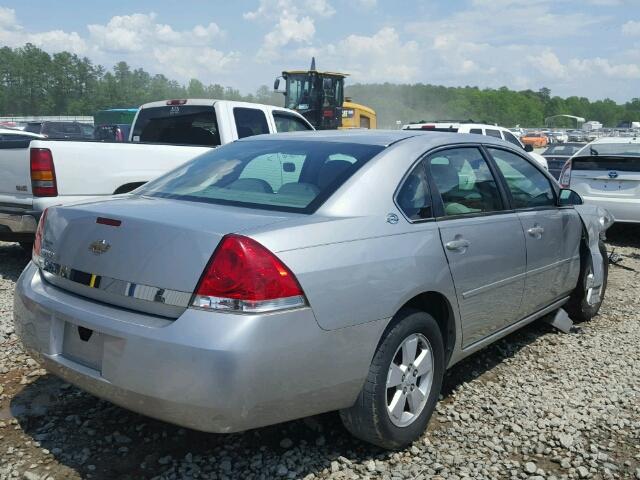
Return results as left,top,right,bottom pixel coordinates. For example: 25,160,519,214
0,139,33,207
28,140,211,196
570,156,640,198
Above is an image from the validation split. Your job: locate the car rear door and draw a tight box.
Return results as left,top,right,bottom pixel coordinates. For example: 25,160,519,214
427,146,526,347
487,147,582,315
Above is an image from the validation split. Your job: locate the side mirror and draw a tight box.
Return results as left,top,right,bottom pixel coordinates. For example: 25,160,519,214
273,78,280,91
524,144,533,152
558,188,583,206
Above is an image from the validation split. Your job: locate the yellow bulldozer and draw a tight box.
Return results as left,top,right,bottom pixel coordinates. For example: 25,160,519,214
274,58,376,130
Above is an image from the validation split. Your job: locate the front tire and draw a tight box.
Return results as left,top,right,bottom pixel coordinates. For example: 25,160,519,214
340,309,445,449
565,241,608,322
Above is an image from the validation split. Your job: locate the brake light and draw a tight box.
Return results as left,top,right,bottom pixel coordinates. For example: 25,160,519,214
192,234,306,313
421,125,435,130
323,108,334,118
32,208,48,266
559,160,572,187
30,148,57,197
166,99,187,105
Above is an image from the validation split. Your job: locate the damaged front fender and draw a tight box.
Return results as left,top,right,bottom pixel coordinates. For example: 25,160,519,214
573,205,614,290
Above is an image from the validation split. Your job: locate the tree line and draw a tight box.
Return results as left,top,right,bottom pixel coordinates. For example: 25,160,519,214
1,43,639,129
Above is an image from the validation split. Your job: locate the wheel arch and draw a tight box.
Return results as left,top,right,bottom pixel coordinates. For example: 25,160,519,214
379,291,457,367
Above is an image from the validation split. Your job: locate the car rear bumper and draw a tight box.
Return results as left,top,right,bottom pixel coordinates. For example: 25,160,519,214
0,207,40,240
14,262,384,433
580,196,640,224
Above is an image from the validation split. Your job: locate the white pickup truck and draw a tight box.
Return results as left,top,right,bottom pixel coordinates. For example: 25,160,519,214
0,99,313,249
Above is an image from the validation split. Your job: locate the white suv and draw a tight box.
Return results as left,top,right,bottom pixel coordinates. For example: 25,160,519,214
560,137,640,223
403,121,548,170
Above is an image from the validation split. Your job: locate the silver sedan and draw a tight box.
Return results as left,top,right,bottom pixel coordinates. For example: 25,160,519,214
14,130,610,449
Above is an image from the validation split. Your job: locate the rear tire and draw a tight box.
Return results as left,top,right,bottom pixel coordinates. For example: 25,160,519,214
340,309,444,449
565,241,608,322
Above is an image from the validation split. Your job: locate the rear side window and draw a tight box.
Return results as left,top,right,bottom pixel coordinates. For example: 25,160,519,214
234,108,270,138
273,112,312,132
469,128,482,134
138,140,384,213
488,148,556,209
428,147,503,216
24,123,42,134
396,162,432,220
132,105,221,146
486,129,502,138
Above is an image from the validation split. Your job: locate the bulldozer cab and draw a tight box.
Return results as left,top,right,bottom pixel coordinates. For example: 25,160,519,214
276,59,346,130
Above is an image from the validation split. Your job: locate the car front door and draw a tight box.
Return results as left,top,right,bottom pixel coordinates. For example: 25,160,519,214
487,147,582,315
427,146,527,348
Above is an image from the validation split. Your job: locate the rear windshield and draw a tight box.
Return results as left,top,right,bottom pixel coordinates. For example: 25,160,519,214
544,144,583,155
577,143,640,157
573,156,640,172
132,105,220,147
137,139,385,213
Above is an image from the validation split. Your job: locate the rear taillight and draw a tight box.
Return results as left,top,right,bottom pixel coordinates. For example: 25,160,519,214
166,99,187,105
30,148,57,197
421,125,435,130
192,234,306,313
32,208,49,266
559,160,572,187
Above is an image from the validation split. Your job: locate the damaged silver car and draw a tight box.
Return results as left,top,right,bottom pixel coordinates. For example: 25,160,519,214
14,131,611,449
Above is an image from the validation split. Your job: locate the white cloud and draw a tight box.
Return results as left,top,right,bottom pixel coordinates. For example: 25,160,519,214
153,46,240,79
622,20,640,36
262,12,315,54
87,13,223,53
355,0,377,7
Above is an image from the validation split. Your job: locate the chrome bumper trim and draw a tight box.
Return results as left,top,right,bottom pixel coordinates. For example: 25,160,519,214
36,258,192,308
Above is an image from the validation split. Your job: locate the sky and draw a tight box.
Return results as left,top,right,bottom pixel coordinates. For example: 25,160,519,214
0,0,639,102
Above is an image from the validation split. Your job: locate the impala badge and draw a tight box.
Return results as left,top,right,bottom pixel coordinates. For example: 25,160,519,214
89,240,110,255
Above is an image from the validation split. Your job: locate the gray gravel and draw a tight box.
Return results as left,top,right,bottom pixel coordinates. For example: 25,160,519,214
1,225,639,480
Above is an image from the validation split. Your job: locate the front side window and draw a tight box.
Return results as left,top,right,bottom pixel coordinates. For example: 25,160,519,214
488,148,556,209
396,162,432,220
137,140,384,213
273,112,312,132
428,147,503,216
503,131,522,147
234,108,270,139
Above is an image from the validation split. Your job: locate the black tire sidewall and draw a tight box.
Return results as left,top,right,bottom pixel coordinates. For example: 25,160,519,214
372,310,445,448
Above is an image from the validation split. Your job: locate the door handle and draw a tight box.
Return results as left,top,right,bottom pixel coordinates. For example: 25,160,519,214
445,239,470,251
527,226,545,236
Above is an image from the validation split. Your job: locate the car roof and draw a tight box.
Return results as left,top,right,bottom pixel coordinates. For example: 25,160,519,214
590,136,640,145
237,129,518,149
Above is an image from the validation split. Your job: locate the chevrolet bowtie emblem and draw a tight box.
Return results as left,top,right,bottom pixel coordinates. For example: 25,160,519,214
89,239,110,255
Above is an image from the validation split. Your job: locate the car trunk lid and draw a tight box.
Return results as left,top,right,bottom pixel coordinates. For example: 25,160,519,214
570,156,640,198
39,196,295,318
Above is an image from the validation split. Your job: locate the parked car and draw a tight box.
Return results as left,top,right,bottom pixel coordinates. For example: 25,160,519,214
94,124,131,142
402,121,548,169
24,121,89,140
542,143,586,179
521,132,548,148
548,131,568,144
0,99,313,249
560,137,640,223
568,130,586,142
14,130,610,450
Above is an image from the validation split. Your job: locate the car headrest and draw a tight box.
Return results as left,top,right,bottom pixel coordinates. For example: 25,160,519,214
227,178,274,193
430,163,459,194
278,182,320,197
318,160,352,189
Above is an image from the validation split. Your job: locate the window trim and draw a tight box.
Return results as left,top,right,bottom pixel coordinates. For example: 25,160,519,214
483,145,560,212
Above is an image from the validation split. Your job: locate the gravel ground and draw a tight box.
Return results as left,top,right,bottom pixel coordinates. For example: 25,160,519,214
1,225,639,480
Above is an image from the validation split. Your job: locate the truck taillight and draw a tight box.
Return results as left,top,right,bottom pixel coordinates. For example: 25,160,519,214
323,108,334,118
32,208,49,265
191,234,306,313
421,125,435,130
559,160,572,188
166,99,187,105
30,148,57,197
